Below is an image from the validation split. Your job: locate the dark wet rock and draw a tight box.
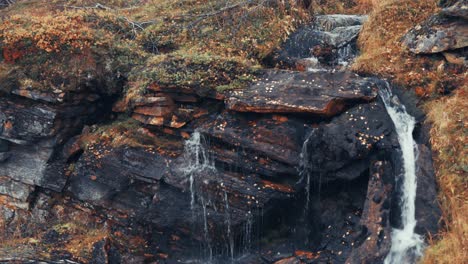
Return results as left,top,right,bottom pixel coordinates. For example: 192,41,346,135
0,138,9,152
439,0,460,7
91,239,109,264
270,27,360,67
311,175,370,263
314,14,368,31
0,92,115,193
67,134,296,258
196,111,305,178
42,230,61,244
0,140,64,190
225,70,378,117
301,101,398,182
268,14,366,68
0,151,10,162
90,239,122,264
403,12,468,54
440,0,468,19
347,160,394,264
68,145,172,206
415,144,442,236
0,97,58,143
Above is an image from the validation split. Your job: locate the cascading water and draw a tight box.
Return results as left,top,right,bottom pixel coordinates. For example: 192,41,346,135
379,83,425,264
181,131,215,210
299,130,313,215
181,131,243,262
180,131,216,260
224,190,234,260
336,43,354,67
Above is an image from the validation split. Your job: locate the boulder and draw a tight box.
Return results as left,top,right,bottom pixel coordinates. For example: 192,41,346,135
440,0,468,19
314,14,368,31
225,70,379,117
269,14,366,68
300,101,398,182
403,13,468,54
0,176,34,202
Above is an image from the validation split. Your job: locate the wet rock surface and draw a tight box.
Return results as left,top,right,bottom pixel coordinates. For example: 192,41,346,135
415,144,442,236
300,100,398,182
0,10,442,264
346,160,394,264
268,14,367,69
225,70,378,116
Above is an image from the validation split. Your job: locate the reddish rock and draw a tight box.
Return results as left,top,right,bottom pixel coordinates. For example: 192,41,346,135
132,114,165,126
133,106,174,117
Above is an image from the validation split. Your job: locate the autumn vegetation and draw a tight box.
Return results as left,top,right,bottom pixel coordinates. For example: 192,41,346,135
0,0,465,263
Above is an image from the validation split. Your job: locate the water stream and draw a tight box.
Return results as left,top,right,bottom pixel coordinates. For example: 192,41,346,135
181,131,215,210
380,83,425,264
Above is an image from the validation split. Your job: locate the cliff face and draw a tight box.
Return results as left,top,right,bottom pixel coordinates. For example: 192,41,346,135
1,0,464,263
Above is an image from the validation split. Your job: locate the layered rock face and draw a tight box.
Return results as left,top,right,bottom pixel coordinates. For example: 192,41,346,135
0,14,441,264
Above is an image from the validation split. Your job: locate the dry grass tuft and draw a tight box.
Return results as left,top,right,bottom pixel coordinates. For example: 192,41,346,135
422,85,468,264
310,0,376,14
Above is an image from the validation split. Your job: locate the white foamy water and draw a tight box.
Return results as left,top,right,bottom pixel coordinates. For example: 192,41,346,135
380,83,425,264
181,131,215,210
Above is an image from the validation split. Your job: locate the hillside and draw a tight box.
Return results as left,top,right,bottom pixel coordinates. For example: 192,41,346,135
0,0,466,263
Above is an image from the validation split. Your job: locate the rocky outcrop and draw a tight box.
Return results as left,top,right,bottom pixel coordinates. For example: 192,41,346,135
403,0,468,54
300,100,398,182
346,161,394,264
268,14,367,69
0,94,109,195
315,14,367,31
0,10,442,264
440,0,468,19
225,70,378,116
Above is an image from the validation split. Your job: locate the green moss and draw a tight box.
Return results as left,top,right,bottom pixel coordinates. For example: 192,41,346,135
129,52,258,93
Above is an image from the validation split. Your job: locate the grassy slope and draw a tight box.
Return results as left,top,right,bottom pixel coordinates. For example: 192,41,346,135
353,1,467,263
0,0,313,104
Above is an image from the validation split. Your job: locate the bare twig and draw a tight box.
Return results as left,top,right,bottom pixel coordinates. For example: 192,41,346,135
186,0,253,28
60,2,155,38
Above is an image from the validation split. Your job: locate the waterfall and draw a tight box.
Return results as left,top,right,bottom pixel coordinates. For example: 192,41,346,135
299,130,313,214
224,190,234,260
181,131,215,210
201,196,213,261
180,131,216,260
336,43,354,67
379,83,425,264
243,210,253,253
